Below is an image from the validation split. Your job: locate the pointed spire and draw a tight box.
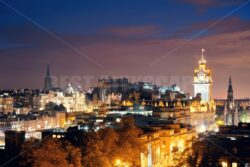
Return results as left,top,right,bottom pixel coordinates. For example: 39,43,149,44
46,64,50,76
201,48,205,60
199,48,206,64
44,64,52,91
227,75,234,112
228,76,233,93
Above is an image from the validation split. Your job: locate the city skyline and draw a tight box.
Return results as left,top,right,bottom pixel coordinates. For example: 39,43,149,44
1,1,250,166
0,0,250,98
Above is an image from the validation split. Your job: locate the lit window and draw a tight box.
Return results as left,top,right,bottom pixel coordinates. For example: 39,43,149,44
232,162,237,167
222,161,228,167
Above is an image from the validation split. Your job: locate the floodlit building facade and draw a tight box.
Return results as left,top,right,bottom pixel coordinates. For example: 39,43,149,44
0,96,14,114
191,48,215,112
140,124,196,167
33,90,86,113
190,49,216,132
10,112,66,132
193,48,212,103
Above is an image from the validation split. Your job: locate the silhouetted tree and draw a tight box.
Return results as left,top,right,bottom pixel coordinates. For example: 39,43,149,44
114,116,143,166
20,138,82,167
65,116,142,167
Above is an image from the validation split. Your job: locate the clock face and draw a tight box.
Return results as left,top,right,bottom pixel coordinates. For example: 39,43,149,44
198,71,205,81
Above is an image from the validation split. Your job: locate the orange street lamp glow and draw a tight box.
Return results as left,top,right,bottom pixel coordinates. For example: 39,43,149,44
115,159,121,166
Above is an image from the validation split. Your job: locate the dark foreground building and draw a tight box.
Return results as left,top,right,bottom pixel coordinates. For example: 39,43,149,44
204,123,250,167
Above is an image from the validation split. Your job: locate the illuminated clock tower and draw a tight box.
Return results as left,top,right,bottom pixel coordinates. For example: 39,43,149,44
193,49,212,103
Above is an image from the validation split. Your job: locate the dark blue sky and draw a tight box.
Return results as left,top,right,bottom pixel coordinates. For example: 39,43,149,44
0,0,250,98
1,0,249,35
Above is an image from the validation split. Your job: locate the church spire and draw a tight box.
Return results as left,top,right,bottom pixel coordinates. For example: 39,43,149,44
228,76,233,92
46,64,50,77
227,76,234,109
44,64,53,91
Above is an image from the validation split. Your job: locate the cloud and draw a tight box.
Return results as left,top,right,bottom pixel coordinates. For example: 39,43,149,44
172,17,250,38
102,25,160,38
181,0,214,6
0,21,250,98
179,0,247,13
180,0,245,7
0,23,67,49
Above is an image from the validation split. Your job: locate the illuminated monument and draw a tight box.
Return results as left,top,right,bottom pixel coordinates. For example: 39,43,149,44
193,48,212,103
190,49,216,132
191,49,215,112
224,76,239,125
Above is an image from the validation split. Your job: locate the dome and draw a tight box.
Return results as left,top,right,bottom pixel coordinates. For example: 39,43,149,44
65,82,75,94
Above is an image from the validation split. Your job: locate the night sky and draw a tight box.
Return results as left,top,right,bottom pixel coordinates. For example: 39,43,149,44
0,0,250,98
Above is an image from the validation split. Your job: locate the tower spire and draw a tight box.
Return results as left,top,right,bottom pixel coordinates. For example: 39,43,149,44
201,48,206,62
201,48,205,59
44,64,53,91
199,48,206,64
227,76,234,110
46,64,50,76
228,76,233,94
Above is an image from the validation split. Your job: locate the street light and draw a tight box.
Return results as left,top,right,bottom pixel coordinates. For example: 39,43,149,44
115,159,121,166
114,159,129,167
